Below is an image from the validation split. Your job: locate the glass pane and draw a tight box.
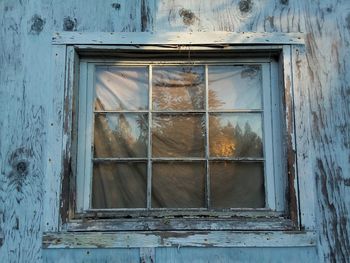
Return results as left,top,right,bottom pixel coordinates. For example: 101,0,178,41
152,66,205,110
152,162,206,208
92,162,147,208
208,65,262,110
152,114,206,157
94,113,148,158
95,66,148,110
209,113,263,157
210,161,265,208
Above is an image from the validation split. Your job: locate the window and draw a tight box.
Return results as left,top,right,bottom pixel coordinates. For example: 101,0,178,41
43,32,317,248
76,58,285,217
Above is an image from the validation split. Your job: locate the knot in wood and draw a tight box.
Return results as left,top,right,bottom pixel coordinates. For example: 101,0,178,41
111,3,121,10
16,161,27,175
7,148,33,192
179,8,197,26
30,14,45,35
239,0,253,13
63,17,77,31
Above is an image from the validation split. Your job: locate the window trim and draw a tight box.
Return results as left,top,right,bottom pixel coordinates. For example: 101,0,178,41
76,59,282,214
43,32,316,248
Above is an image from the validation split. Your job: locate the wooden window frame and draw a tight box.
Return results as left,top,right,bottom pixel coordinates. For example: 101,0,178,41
43,32,316,248
76,58,281,214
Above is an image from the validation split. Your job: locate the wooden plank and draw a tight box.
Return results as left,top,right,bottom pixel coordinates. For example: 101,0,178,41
42,231,317,248
301,1,350,261
43,248,140,263
43,45,67,232
291,44,316,230
52,32,305,45
155,247,318,263
281,45,300,225
65,217,294,232
140,247,155,263
0,1,47,262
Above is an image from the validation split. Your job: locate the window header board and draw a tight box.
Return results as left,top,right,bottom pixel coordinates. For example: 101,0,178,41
52,32,305,46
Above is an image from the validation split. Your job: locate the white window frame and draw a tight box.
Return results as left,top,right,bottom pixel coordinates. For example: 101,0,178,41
43,32,317,249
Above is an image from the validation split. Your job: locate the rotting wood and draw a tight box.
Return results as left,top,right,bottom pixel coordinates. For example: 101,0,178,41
42,231,317,249
66,217,294,232
140,247,155,263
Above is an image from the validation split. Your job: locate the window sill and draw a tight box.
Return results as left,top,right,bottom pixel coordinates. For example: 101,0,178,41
64,216,295,232
42,230,316,249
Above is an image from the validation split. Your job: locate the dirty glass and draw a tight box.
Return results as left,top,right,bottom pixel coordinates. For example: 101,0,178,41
92,162,147,208
210,162,265,208
208,65,262,110
209,113,263,158
152,162,206,208
91,63,266,210
95,66,148,111
94,113,148,158
152,114,206,157
152,66,205,111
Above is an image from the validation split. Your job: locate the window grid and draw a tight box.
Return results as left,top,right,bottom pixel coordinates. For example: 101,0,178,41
89,62,267,211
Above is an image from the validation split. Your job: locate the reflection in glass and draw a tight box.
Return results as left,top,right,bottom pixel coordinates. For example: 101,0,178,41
209,113,263,157
152,114,206,157
208,65,262,110
152,162,205,208
152,66,205,110
95,66,148,110
210,161,265,208
92,162,147,208
94,113,148,158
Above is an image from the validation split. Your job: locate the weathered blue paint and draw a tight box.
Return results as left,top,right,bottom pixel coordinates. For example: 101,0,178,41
0,0,349,262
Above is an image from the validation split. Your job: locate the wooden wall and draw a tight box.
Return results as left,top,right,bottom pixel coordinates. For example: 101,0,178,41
0,0,349,262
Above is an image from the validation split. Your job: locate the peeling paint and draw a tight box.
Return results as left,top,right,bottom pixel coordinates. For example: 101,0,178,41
141,0,151,32
265,16,275,30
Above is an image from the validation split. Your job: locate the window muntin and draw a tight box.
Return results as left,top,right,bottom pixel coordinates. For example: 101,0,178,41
76,59,282,214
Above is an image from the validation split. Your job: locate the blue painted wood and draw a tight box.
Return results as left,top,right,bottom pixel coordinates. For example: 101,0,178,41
0,0,349,262
43,248,140,263
155,247,318,263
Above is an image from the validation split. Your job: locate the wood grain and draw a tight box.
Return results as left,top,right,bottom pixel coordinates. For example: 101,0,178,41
0,0,349,262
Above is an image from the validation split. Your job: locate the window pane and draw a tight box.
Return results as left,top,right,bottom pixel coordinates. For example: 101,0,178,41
210,161,265,208
152,114,206,157
152,162,206,208
208,65,262,110
152,66,205,110
209,113,263,157
94,113,148,158
92,162,147,208
95,66,148,110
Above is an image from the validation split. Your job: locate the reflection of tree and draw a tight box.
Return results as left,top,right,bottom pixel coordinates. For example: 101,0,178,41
208,89,225,109
92,66,264,209
92,113,148,208
209,116,263,158
152,67,205,110
94,113,148,158
152,114,205,157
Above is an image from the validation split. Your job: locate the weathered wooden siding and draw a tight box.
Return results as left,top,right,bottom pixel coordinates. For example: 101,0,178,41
0,0,349,262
